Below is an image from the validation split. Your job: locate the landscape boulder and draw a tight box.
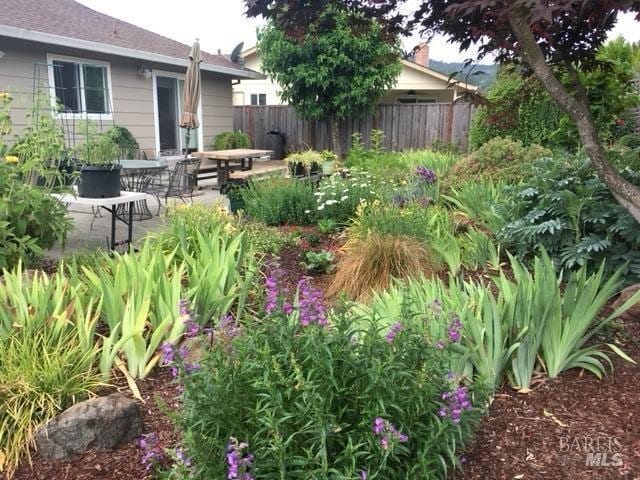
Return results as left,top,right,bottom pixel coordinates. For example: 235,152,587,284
35,393,142,461
611,283,640,321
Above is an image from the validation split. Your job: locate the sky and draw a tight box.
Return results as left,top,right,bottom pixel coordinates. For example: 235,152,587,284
78,0,640,63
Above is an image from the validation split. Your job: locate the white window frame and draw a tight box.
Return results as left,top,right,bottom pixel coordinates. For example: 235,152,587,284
46,53,114,120
250,93,267,106
151,69,204,157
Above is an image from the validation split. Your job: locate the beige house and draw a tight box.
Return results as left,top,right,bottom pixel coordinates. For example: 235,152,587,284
0,0,262,157
233,43,477,106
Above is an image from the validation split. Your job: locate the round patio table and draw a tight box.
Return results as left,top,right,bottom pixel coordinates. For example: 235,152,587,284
118,159,168,220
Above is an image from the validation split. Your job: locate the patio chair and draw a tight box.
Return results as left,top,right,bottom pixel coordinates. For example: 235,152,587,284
149,157,201,213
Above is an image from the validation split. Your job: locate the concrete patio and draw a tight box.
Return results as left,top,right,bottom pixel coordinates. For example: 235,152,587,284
45,159,287,258
46,182,225,259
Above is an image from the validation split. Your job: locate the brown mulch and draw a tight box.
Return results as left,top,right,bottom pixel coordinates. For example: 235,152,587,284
274,227,342,296
7,236,640,480
459,315,640,480
9,369,181,480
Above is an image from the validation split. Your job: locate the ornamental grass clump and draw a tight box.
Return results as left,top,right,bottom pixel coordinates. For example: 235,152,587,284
327,233,437,301
171,277,480,479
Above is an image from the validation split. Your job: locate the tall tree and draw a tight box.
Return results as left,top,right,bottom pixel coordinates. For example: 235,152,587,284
246,0,640,221
256,5,401,155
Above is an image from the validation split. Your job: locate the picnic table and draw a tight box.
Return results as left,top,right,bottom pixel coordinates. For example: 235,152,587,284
193,149,274,188
53,190,149,250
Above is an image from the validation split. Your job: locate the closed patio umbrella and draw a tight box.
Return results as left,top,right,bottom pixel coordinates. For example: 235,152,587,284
180,40,202,159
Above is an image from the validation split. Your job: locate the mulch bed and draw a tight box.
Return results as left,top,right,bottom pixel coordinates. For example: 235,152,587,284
459,315,640,480
7,233,640,479
9,369,181,480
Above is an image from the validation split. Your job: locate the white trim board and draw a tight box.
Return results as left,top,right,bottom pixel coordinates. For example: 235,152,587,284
152,69,204,156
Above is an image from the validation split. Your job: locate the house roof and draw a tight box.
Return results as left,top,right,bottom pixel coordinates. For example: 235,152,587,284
0,0,262,79
241,46,477,92
401,60,478,93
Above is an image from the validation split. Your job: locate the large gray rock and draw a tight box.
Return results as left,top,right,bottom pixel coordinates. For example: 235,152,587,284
35,393,142,460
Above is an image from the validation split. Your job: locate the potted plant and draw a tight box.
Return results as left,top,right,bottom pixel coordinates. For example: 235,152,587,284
75,131,121,198
9,100,75,189
221,178,249,212
320,150,338,175
285,150,322,177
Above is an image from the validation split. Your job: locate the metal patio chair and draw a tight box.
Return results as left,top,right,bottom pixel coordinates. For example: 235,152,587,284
148,157,201,213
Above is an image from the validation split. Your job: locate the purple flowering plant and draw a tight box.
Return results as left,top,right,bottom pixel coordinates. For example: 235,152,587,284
171,285,479,479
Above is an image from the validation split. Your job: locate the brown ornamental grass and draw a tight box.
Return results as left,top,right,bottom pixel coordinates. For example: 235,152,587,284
326,234,438,302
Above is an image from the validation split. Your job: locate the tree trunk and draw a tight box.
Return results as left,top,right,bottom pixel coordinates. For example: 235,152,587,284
508,13,640,223
330,116,341,157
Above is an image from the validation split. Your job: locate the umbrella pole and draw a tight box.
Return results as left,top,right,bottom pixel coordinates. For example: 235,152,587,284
184,127,191,160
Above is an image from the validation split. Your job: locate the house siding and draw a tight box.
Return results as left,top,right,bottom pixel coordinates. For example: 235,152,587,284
232,53,467,106
0,36,233,155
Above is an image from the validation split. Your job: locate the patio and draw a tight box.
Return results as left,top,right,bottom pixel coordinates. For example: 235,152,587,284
45,159,288,258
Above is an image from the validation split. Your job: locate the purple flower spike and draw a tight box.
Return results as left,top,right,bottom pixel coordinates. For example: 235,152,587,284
297,277,327,327
160,342,175,365
227,437,254,480
360,470,368,480
385,322,403,343
416,166,437,184
138,432,164,473
440,384,473,423
372,417,408,450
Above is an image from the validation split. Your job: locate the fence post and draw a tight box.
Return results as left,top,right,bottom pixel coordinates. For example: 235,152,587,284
446,102,454,144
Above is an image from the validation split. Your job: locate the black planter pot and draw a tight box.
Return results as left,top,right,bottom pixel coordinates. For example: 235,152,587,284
288,162,306,177
309,162,320,175
229,198,245,213
77,164,122,198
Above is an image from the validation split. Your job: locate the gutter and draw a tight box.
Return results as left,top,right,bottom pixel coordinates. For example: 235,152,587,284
0,25,265,80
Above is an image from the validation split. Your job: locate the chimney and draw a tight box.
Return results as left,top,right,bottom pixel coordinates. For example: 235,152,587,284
413,42,429,67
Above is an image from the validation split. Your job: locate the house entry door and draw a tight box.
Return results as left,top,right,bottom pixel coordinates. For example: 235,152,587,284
155,75,198,154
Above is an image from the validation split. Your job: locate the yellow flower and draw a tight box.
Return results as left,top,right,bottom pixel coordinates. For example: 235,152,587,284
4,155,18,164
0,92,10,100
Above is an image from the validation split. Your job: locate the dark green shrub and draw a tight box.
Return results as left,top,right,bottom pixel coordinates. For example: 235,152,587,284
470,39,640,150
241,175,317,225
174,303,480,479
448,137,550,184
497,155,640,283
104,126,138,159
469,65,563,150
212,131,251,150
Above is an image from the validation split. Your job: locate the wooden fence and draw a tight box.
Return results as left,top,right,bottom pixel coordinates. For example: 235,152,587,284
233,103,476,154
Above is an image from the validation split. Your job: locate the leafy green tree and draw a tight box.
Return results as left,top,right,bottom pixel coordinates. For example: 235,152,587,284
471,38,640,151
257,5,401,155
245,0,640,222
469,65,563,149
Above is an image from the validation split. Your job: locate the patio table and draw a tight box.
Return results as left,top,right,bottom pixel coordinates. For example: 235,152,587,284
53,190,149,250
118,159,168,220
193,149,273,188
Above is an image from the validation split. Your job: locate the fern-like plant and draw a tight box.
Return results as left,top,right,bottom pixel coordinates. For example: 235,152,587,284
497,155,640,283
